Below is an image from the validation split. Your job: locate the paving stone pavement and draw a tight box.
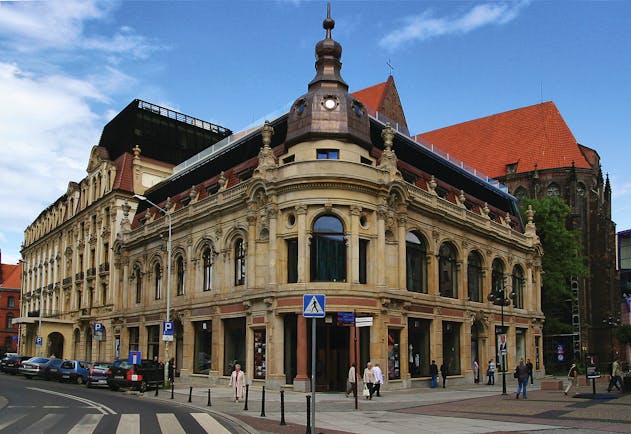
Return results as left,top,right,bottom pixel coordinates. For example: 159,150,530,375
146,376,630,433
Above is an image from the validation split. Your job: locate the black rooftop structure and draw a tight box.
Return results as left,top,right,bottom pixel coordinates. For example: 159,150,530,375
98,99,232,165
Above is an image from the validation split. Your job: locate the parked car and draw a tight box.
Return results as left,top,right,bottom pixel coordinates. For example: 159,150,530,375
107,359,164,392
86,361,111,388
58,360,90,384
40,358,64,381
3,356,31,375
1,354,25,373
19,357,50,379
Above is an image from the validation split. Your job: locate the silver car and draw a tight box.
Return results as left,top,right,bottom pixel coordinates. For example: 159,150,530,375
19,357,50,379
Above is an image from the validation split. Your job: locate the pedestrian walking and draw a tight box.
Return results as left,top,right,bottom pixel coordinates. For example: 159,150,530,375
607,359,622,392
430,360,438,388
473,359,479,383
346,363,356,397
440,362,448,388
487,359,495,385
526,358,534,385
363,362,375,400
229,363,245,402
373,363,384,397
515,358,529,399
167,357,175,384
564,362,579,396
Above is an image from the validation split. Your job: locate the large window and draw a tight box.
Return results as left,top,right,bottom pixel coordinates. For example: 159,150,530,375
128,327,139,352
546,183,560,198
154,263,162,300
442,322,461,375
147,325,160,360
405,232,427,293
8,296,15,308
234,238,246,286
408,318,430,377
438,242,458,298
223,317,246,376
176,256,185,296
202,248,213,291
491,258,505,295
467,251,483,302
387,329,401,380
310,215,346,282
253,330,266,379
286,238,298,283
512,265,525,309
194,321,211,374
6,313,14,329
134,265,142,304
359,239,368,284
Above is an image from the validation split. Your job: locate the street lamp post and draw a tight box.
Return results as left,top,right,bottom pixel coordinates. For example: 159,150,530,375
134,194,172,383
488,286,514,395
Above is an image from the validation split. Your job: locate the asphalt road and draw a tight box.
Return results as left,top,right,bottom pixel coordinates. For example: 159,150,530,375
0,373,247,433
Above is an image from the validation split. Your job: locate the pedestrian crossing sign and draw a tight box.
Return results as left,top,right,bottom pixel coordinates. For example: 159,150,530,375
303,294,326,318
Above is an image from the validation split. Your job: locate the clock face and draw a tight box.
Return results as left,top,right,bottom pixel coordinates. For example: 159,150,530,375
323,97,337,110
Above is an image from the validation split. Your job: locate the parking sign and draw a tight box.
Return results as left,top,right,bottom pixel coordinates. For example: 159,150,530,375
162,321,174,341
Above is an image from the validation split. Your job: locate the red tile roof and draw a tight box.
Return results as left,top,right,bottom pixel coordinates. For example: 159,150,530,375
0,263,22,289
416,101,591,179
352,80,388,113
112,152,134,192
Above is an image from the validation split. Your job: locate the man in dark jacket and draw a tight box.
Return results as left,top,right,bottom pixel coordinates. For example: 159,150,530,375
430,360,438,388
440,362,448,388
515,358,529,399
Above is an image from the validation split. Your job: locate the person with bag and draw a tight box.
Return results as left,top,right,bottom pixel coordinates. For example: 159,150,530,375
373,363,384,397
473,359,479,384
515,358,529,399
229,363,245,402
362,362,375,400
346,363,356,397
564,362,579,396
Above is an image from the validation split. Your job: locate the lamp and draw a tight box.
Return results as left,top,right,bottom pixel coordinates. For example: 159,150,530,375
134,194,172,382
488,285,514,395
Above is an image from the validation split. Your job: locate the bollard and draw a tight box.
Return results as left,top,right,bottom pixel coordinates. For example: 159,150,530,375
244,384,249,411
188,386,193,403
280,389,286,425
305,395,311,434
170,382,174,399
260,386,266,417
207,388,212,407
155,384,159,397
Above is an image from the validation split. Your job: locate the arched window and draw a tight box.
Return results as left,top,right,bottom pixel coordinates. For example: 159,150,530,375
491,258,505,295
467,251,483,302
439,242,458,298
514,187,528,205
7,296,15,308
6,313,14,329
406,232,427,293
154,263,162,300
512,265,525,309
546,183,560,198
310,215,346,282
234,238,246,286
202,247,213,291
176,256,185,296
134,265,142,304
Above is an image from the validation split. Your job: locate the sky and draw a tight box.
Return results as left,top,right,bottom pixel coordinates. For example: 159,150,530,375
0,0,630,265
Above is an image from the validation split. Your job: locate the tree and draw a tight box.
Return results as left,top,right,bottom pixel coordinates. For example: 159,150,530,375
616,324,631,346
520,197,587,334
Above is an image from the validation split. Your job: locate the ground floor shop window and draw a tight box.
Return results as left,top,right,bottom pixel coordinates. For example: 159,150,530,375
253,330,266,379
408,318,431,377
442,322,461,375
516,329,526,362
128,327,139,353
284,315,297,384
223,317,246,376
147,325,160,360
387,329,401,380
194,321,211,374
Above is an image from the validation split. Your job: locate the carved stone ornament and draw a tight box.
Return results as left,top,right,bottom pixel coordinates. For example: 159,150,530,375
189,185,199,203
254,120,277,179
218,171,227,191
428,175,437,194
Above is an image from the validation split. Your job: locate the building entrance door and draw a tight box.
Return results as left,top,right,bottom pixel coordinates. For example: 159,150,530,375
314,320,349,392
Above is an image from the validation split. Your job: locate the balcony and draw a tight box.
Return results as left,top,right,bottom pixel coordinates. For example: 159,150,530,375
75,272,84,282
99,263,110,274
27,310,40,317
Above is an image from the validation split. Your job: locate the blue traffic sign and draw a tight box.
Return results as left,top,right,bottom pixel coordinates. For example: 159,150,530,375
94,322,104,332
129,351,142,364
337,311,355,326
35,336,43,346
303,294,326,318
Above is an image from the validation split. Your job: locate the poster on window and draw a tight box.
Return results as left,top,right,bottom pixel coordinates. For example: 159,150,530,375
253,330,266,379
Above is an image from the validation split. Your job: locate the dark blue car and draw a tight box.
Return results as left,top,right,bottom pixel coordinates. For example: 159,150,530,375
58,360,89,384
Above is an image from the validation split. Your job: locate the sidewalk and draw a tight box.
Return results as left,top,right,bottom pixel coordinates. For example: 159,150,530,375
143,375,630,433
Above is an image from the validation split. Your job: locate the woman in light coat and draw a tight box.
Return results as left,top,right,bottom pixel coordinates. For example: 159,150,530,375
229,364,245,402
363,362,376,400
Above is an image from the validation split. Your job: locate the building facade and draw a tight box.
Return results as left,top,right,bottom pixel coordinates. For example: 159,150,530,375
110,13,544,391
0,257,21,354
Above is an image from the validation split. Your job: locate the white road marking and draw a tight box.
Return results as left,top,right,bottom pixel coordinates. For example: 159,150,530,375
27,413,64,434
67,414,104,434
27,387,116,414
116,414,140,434
157,413,186,434
0,412,27,430
191,413,231,434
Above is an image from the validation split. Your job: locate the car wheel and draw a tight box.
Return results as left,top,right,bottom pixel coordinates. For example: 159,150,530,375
24,375,32,379
76,375,84,385
139,380,147,393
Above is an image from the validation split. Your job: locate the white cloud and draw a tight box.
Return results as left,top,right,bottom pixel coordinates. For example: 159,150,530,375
379,2,527,50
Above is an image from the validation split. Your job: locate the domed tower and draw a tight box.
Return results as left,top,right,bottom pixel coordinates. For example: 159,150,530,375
285,4,371,148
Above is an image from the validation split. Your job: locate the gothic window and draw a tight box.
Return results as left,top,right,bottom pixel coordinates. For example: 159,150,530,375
8,296,15,308
154,263,162,300
6,313,14,329
176,256,185,296
467,251,483,302
202,247,213,291
235,238,246,286
406,232,427,293
512,265,525,309
546,183,561,198
310,215,346,282
438,242,458,298
134,265,142,304
514,186,528,205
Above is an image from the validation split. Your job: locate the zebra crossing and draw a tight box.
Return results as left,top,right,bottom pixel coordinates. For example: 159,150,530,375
0,412,231,434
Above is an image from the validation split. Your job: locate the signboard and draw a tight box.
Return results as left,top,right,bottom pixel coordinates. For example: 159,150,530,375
162,321,174,342
355,317,373,327
303,294,326,318
498,334,507,355
35,336,42,346
337,312,355,326
586,365,600,379
556,344,565,362
94,322,104,342
128,351,142,365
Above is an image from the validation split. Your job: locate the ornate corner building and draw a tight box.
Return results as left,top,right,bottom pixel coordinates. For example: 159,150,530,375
19,10,546,390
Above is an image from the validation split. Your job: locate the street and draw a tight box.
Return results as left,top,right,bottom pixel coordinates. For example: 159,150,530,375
0,374,247,433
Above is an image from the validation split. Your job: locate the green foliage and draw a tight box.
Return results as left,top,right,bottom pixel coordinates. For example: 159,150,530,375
616,324,631,345
520,197,587,334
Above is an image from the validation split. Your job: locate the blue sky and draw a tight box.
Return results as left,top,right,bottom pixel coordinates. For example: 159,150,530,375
0,1,629,265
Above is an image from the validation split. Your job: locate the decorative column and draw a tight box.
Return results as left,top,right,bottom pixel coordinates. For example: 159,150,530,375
180,312,194,377
398,216,407,289
209,315,223,384
296,205,308,283
376,205,387,288
294,315,310,392
267,309,285,389
350,205,361,284
267,206,278,286
246,213,257,288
